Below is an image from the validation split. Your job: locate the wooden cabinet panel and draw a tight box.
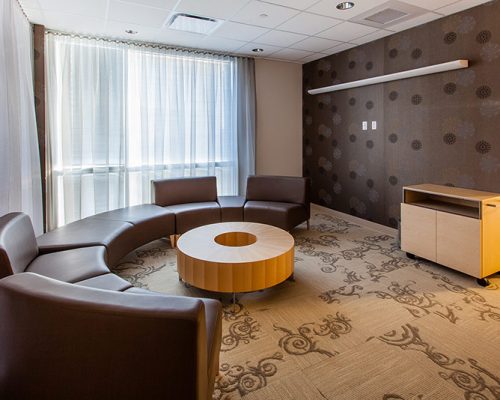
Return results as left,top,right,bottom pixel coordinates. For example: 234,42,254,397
401,203,436,262
436,211,481,277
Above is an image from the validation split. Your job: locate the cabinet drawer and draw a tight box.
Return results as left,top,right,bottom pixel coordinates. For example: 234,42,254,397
401,203,437,262
436,211,481,277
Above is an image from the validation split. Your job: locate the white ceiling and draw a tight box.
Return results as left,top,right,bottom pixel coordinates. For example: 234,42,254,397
20,0,492,63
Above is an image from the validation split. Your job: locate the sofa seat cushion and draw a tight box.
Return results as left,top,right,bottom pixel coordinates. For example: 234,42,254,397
75,273,132,292
90,205,175,249
37,218,135,267
244,201,307,231
218,196,245,222
26,246,109,283
165,202,221,234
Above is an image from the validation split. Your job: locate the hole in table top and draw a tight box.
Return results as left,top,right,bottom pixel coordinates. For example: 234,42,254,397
214,232,257,247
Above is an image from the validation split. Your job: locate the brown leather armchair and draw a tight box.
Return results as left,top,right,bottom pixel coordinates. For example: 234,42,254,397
244,175,311,231
0,272,220,400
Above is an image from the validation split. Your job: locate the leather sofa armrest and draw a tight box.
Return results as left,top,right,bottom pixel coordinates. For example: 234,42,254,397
0,273,209,400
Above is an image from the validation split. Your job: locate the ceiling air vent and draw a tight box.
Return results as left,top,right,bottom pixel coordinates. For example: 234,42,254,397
350,0,428,29
364,8,408,24
169,13,221,35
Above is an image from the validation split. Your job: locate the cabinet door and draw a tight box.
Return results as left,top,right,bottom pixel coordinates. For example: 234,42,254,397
401,203,437,262
436,211,481,277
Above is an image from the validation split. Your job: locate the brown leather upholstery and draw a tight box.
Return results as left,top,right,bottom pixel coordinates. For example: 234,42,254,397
90,204,175,247
0,273,217,400
244,201,307,231
75,272,133,291
37,218,135,267
218,196,245,222
0,213,38,278
244,176,311,231
152,176,218,206
166,202,221,234
26,246,109,283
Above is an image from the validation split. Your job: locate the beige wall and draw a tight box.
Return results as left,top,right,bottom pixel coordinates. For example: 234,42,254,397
255,59,302,177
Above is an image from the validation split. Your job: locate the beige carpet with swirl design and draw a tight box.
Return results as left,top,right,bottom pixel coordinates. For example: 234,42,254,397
113,204,500,400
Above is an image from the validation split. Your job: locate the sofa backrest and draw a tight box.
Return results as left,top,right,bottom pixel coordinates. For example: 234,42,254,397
0,213,39,278
152,176,218,206
246,175,311,206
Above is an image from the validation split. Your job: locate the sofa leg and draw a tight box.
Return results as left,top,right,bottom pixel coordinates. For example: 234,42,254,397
306,220,310,230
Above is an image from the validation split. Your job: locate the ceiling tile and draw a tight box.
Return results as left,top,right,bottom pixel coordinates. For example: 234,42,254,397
316,21,378,42
254,29,307,47
230,1,299,28
291,36,342,52
300,52,328,63
42,11,107,35
108,0,170,28
389,12,443,32
237,42,281,56
272,47,314,61
38,0,107,18
436,0,491,15
212,21,268,42
277,12,342,36
350,29,394,45
105,21,161,42
174,0,250,20
123,0,177,9
262,0,320,10
326,42,357,54
19,0,41,9
200,36,247,52
156,28,205,48
400,0,457,11
307,0,391,21
24,7,45,24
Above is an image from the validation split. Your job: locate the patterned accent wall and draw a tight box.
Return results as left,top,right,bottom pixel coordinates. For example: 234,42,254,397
302,1,500,228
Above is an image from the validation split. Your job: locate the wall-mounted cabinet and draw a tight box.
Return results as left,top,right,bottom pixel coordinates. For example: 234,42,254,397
401,184,500,282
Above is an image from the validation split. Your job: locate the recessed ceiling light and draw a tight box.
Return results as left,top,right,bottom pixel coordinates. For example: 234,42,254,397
252,48,264,53
125,29,138,34
336,2,355,10
169,13,220,35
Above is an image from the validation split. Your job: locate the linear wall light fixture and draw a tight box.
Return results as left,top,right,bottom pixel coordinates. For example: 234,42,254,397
308,59,469,95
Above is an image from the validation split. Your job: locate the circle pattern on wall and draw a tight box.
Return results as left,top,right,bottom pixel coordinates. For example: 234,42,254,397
475,140,491,154
349,97,356,106
389,91,398,101
444,32,457,44
443,133,457,145
476,30,491,43
389,133,398,143
411,94,423,105
476,85,491,99
444,82,457,94
411,140,422,150
389,48,398,58
411,48,422,59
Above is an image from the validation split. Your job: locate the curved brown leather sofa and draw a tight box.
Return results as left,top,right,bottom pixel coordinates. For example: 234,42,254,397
0,175,310,399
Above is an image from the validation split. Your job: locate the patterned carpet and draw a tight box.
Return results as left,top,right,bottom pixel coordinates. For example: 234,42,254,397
113,204,500,400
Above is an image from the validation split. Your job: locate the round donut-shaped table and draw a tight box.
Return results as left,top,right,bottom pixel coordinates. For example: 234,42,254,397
176,222,294,295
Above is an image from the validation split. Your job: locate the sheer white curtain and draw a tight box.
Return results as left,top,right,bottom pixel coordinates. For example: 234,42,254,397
46,34,255,229
0,0,43,234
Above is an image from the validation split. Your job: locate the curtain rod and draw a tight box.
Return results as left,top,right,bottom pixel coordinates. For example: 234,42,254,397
45,29,250,60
